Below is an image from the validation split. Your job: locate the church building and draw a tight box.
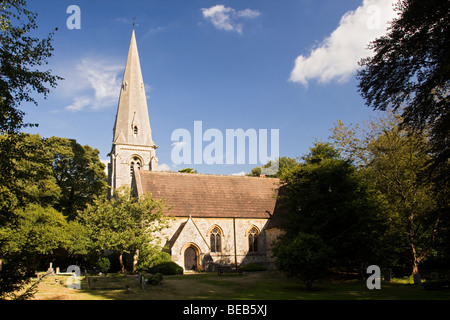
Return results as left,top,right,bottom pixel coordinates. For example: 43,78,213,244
108,30,284,272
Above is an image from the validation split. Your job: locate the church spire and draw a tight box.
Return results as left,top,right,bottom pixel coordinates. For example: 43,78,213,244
108,30,158,195
113,29,154,147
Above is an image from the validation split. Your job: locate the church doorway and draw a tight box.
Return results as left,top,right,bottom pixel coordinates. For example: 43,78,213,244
184,246,197,270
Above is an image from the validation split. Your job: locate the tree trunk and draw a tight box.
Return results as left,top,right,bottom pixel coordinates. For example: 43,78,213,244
133,249,139,273
119,252,125,273
411,244,420,275
412,258,420,275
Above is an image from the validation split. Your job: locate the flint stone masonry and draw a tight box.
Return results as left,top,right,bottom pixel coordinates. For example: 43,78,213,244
156,216,274,270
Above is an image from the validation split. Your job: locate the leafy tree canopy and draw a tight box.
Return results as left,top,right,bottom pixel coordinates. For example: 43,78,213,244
274,232,332,290
0,0,62,133
357,0,449,181
46,136,107,219
248,156,300,179
279,142,386,267
331,111,441,275
0,134,107,221
78,187,169,273
1,0,62,299
0,203,86,299
178,168,197,174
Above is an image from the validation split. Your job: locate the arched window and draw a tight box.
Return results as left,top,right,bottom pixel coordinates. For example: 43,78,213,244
210,227,221,253
130,157,141,177
248,227,259,253
133,126,138,136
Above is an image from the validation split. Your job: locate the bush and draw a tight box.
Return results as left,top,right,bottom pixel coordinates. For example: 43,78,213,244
274,232,332,290
149,262,183,275
148,273,163,285
97,257,111,273
240,263,267,272
136,247,172,272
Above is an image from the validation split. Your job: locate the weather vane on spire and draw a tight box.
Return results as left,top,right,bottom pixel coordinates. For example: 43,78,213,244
132,16,137,29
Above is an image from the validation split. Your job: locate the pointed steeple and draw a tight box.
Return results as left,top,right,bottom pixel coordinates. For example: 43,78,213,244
113,30,154,147
108,30,158,196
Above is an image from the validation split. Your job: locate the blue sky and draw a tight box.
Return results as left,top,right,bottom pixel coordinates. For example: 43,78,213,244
22,0,397,175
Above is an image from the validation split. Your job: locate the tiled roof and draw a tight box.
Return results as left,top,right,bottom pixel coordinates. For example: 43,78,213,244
136,170,280,219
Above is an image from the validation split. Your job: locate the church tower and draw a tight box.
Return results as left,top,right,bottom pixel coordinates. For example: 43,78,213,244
108,30,158,194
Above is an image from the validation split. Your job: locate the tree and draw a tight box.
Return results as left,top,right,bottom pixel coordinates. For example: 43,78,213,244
331,112,441,275
248,156,300,179
0,134,54,299
0,134,106,220
274,232,332,290
0,134,105,298
0,204,85,299
178,168,197,174
0,0,61,298
279,142,385,269
1,204,67,270
368,127,437,275
135,245,172,273
0,133,60,218
78,187,169,273
357,0,449,199
0,0,61,133
46,137,107,220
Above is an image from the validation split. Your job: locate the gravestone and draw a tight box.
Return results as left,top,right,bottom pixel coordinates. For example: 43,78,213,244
47,262,55,275
413,273,421,285
384,268,392,282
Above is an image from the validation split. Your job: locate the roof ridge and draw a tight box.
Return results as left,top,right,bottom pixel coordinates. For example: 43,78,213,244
142,170,280,180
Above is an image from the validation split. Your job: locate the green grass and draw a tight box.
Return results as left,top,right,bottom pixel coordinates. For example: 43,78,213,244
31,271,450,300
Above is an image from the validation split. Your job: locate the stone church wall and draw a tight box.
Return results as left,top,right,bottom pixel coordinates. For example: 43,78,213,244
109,145,156,192
156,217,275,271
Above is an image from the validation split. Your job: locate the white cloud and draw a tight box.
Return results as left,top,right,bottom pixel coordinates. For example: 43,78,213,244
81,60,122,106
144,25,172,38
289,0,397,87
157,163,172,172
65,97,91,112
237,8,261,19
63,57,123,112
231,171,247,176
100,159,109,174
201,5,260,34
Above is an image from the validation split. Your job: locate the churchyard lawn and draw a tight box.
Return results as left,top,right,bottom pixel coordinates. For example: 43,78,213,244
30,271,450,300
